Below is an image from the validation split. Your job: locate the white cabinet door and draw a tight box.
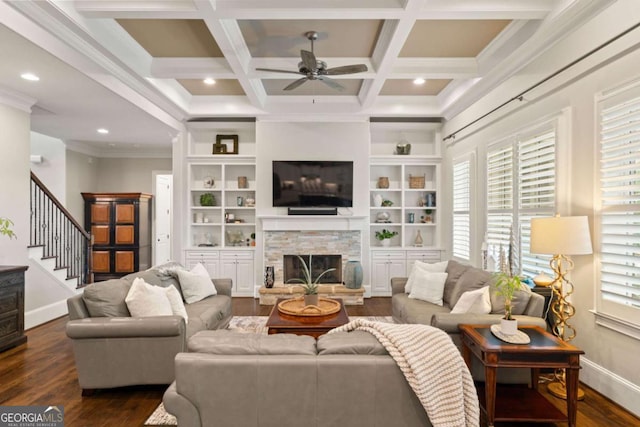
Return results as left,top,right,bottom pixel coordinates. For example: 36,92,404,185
371,259,390,294
388,260,407,283
371,251,406,296
235,258,254,294
220,251,255,296
185,251,219,278
406,250,442,275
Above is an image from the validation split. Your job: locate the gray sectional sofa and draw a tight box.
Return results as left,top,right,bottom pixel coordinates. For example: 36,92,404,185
66,267,232,393
392,260,547,341
392,260,548,383
164,330,434,427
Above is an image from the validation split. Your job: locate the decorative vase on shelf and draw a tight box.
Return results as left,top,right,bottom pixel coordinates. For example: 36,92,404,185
203,176,215,188
381,239,391,247
373,194,383,207
343,260,363,289
377,177,389,189
414,230,423,247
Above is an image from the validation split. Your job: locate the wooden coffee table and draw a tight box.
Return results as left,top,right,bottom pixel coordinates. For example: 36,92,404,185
459,324,584,427
266,298,349,338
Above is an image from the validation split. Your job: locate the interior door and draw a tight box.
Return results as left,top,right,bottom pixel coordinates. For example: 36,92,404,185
154,174,172,265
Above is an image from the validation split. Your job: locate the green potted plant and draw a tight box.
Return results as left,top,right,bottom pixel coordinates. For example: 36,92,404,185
286,255,336,306
199,193,216,206
493,272,527,334
375,229,398,247
0,217,16,239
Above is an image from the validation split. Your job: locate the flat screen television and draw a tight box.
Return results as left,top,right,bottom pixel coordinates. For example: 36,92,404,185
272,160,353,207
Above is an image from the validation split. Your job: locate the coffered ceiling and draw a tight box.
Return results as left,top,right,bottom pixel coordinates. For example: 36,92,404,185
0,1,613,150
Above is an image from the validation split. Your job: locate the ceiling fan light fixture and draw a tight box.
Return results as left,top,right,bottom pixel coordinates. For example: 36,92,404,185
413,78,426,85
204,78,216,85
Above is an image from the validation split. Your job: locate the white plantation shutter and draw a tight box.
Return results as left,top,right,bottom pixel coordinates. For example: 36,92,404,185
519,131,556,210
518,131,556,278
487,146,513,250
599,94,640,309
486,127,556,276
453,160,471,260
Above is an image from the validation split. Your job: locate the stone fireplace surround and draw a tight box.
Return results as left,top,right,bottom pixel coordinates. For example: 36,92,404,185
260,215,366,285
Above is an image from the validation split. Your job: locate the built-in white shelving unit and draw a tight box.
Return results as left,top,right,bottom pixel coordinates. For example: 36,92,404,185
368,120,444,295
184,121,257,296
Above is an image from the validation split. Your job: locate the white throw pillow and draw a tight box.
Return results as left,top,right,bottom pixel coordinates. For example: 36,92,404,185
125,277,173,317
407,271,448,306
405,260,448,293
451,286,492,314
177,263,216,304
165,285,189,322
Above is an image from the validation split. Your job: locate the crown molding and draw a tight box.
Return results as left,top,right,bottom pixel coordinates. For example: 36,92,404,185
0,86,37,113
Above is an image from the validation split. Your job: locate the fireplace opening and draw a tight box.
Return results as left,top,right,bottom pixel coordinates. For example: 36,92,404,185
283,255,342,284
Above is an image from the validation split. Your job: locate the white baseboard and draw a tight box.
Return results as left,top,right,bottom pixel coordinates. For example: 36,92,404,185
25,300,68,330
581,357,640,418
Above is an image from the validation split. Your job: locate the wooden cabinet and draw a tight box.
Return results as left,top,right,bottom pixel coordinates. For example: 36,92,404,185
82,193,152,281
0,266,27,352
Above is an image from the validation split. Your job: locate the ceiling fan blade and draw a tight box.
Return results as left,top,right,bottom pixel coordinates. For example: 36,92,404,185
317,76,344,91
324,64,368,75
300,50,317,71
283,78,309,91
256,68,304,75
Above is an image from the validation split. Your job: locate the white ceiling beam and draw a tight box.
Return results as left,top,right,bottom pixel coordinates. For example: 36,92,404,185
75,0,554,20
417,0,555,19
73,1,201,19
151,58,236,79
195,1,267,108
359,0,424,109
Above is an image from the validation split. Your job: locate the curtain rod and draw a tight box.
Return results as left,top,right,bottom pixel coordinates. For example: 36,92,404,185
443,21,640,142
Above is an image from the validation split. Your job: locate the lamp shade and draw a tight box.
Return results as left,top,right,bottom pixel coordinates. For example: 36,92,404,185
530,216,593,255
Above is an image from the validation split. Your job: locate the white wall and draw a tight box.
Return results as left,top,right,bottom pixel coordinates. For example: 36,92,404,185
255,121,370,217
442,0,640,415
30,132,66,202
96,157,172,194
0,103,30,264
65,149,98,222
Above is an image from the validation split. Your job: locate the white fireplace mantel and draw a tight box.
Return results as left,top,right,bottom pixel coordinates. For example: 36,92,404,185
258,215,367,231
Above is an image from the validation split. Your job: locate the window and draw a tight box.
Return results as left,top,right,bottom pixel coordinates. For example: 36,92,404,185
599,91,640,311
486,127,556,277
453,159,471,260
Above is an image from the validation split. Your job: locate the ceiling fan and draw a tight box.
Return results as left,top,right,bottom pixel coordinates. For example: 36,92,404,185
256,31,368,92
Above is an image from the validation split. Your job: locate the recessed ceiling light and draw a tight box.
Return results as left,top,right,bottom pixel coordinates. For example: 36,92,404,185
413,78,426,85
97,128,109,134
21,73,40,81
204,78,216,85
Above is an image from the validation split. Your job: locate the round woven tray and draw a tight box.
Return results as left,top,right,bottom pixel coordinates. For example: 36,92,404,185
277,297,341,317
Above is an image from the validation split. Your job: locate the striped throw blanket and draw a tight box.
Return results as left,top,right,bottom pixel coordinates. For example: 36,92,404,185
330,319,479,427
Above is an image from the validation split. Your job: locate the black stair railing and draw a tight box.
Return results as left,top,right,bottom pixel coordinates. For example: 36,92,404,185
30,172,91,287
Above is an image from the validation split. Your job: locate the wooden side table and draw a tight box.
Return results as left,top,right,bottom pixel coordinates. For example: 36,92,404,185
459,324,584,427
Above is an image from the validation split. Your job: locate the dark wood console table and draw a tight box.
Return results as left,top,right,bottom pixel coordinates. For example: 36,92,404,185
459,324,583,427
0,265,28,352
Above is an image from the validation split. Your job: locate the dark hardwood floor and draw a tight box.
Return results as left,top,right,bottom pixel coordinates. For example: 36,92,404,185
0,297,637,427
